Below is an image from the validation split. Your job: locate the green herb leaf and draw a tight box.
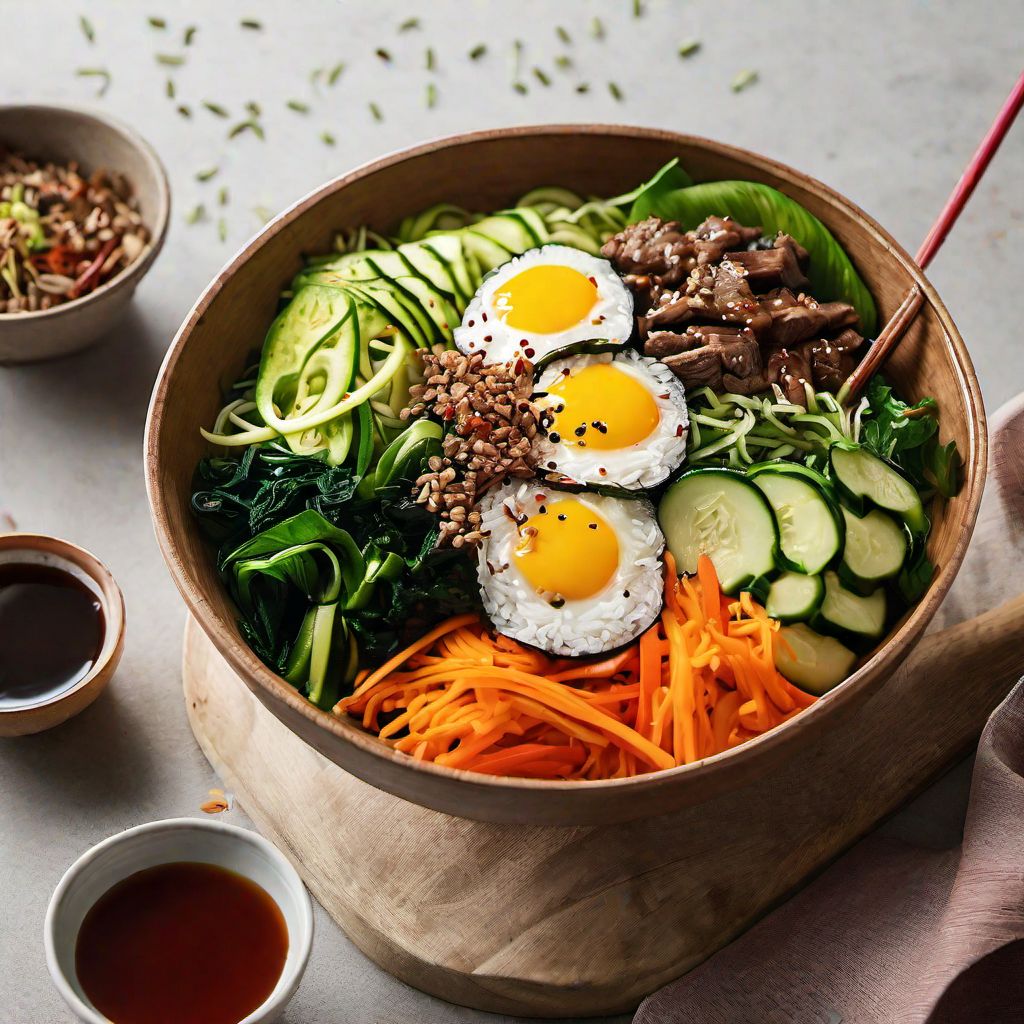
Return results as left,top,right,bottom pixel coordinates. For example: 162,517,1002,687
254,204,273,222
426,82,438,109
678,38,701,58
369,102,383,122
240,18,263,30
533,66,551,86
185,203,205,225
203,101,230,118
310,67,323,87
184,25,198,45
320,131,336,146
218,186,229,207
556,25,571,44
246,100,262,117
287,99,310,114
554,55,572,70
165,77,175,98
591,16,605,39
156,53,185,66
327,62,345,85
469,43,486,60
76,67,111,95
195,166,220,182
229,119,264,140
176,104,192,118
633,0,643,17
399,17,420,31
513,81,528,95
575,82,590,94
147,16,166,29
79,15,95,43
425,47,435,70
636,175,878,333
731,68,759,92
375,47,392,63
608,81,623,101
217,217,227,242
606,157,693,212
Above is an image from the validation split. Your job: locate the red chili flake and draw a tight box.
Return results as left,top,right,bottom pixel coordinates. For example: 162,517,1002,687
467,319,475,327
442,404,456,420
535,493,547,502
481,311,488,321
588,275,597,285
483,334,493,342
598,467,608,476
675,424,684,436
513,358,526,375
524,347,535,358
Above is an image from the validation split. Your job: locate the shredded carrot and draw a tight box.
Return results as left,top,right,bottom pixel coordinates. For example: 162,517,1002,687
334,556,817,780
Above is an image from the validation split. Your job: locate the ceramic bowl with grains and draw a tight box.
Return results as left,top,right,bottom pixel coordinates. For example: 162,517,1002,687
0,104,169,363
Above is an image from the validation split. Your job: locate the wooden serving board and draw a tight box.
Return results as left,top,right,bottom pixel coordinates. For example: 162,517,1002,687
183,397,1024,1019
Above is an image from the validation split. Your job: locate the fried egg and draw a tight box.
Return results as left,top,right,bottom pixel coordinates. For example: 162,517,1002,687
453,245,633,366
533,350,689,490
476,481,664,656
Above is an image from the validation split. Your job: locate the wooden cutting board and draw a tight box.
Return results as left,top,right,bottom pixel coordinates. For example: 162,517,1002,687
183,396,1024,1019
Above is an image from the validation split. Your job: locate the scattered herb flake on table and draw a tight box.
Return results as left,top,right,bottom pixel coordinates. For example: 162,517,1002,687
678,39,701,58
75,67,111,95
79,15,95,43
731,68,759,92
469,44,486,60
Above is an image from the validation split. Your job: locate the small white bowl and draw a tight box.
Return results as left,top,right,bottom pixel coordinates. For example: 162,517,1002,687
44,818,313,1024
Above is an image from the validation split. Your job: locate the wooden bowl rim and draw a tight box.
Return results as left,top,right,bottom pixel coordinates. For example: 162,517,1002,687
0,531,126,723
0,102,171,325
145,124,987,800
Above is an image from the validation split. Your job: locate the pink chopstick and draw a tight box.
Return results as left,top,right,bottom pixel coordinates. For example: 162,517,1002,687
916,69,1024,269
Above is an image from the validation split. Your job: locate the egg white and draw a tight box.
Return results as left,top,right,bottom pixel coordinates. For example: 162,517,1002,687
533,350,689,490
453,245,633,366
476,481,665,656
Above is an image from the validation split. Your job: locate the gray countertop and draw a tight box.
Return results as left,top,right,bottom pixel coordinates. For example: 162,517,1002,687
1,2,1021,1022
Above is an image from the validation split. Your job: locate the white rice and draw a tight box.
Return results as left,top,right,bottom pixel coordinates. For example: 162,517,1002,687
476,481,665,657
533,350,689,490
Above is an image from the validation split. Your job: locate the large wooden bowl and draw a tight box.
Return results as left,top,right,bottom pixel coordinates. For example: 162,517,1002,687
145,126,986,826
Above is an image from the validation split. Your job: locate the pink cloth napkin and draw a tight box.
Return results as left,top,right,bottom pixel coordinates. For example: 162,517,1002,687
635,679,1024,1024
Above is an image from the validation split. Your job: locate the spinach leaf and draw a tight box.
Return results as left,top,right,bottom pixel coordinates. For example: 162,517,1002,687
862,377,962,498
634,178,878,335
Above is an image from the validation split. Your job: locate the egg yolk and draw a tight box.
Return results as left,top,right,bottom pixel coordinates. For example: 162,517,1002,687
548,363,660,451
493,265,598,335
514,499,619,601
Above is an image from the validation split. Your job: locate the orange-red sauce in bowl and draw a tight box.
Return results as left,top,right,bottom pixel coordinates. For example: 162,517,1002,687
74,861,288,1024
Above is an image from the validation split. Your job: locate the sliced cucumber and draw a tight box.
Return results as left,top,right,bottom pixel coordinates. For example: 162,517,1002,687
344,281,431,349
397,241,462,303
749,463,842,575
830,443,928,537
500,207,549,247
255,286,357,426
419,233,478,303
461,229,514,273
470,213,536,254
840,506,907,587
818,571,886,639
766,571,824,623
385,274,459,340
658,468,777,594
774,623,857,695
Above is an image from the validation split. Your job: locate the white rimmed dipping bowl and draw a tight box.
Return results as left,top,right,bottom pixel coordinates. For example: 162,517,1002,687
44,817,314,1024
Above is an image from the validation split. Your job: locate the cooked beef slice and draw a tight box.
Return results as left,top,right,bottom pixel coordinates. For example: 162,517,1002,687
692,215,763,265
769,298,859,346
662,347,724,390
725,244,809,291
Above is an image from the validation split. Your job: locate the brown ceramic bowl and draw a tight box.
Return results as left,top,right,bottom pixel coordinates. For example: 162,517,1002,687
0,533,125,736
145,126,986,826
0,104,170,363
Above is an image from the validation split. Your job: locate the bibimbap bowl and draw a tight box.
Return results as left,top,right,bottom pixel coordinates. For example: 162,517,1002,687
145,126,985,826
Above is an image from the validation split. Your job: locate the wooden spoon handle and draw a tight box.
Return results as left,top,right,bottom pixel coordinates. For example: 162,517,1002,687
903,592,1024,700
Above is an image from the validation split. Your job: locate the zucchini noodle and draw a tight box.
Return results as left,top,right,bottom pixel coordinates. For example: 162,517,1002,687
686,386,868,470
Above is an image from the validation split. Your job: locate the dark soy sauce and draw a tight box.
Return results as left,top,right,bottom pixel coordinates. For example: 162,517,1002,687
0,563,103,709
75,862,289,1024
